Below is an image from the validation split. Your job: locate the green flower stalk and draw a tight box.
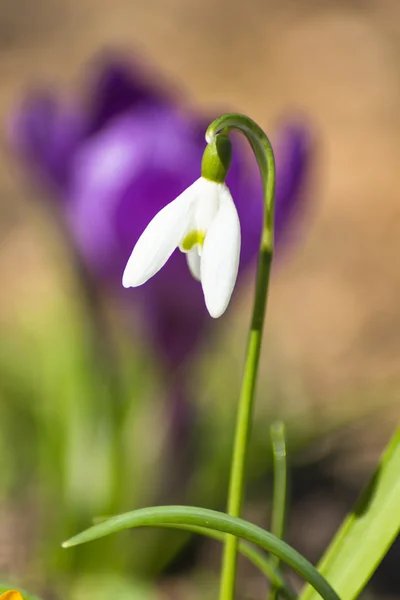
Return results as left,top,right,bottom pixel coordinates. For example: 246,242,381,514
124,112,277,597
204,114,276,600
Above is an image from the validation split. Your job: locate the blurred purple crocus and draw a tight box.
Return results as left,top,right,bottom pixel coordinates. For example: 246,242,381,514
9,53,312,454
10,53,311,369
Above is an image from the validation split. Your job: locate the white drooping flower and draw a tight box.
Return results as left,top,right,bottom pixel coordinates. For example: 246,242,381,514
122,176,241,318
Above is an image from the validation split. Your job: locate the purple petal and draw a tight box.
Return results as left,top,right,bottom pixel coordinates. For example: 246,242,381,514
226,120,313,269
9,90,84,190
67,105,204,279
85,52,176,135
274,120,313,245
67,105,214,366
140,255,209,369
226,136,263,269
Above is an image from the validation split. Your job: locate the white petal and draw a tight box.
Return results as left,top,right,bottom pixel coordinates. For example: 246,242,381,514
186,249,201,281
192,179,220,230
201,186,241,318
122,185,196,287
178,178,219,253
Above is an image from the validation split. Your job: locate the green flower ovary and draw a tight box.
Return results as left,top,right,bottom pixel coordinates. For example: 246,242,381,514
181,230,206,252
201,134,232,183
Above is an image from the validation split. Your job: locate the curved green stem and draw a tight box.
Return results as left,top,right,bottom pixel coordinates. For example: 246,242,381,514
63,505,340,600
206,114,276,600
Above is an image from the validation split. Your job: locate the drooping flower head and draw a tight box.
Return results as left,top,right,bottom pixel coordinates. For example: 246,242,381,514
9,51,313,370
122,133,242,318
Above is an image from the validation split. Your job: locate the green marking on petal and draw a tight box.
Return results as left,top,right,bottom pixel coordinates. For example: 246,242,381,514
181,230,206,252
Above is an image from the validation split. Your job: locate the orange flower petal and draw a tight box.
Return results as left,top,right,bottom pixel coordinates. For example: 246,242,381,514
0,592,24,600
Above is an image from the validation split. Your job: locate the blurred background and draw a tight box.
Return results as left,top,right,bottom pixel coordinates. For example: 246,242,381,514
0,0,399,598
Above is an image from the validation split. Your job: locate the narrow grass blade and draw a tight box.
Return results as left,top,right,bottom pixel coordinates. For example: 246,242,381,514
269,421,288,600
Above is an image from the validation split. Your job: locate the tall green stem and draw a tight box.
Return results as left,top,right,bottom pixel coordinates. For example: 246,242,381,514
206,114,276,600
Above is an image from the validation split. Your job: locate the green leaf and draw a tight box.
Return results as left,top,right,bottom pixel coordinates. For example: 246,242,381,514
149,522,296,600
300,427,400,600
63,505,340,600
91,513,296,599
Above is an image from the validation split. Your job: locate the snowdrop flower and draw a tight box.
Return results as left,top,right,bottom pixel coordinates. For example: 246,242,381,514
123,134,241,318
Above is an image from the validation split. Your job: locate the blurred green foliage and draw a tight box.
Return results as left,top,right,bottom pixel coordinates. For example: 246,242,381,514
0,281,398,598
